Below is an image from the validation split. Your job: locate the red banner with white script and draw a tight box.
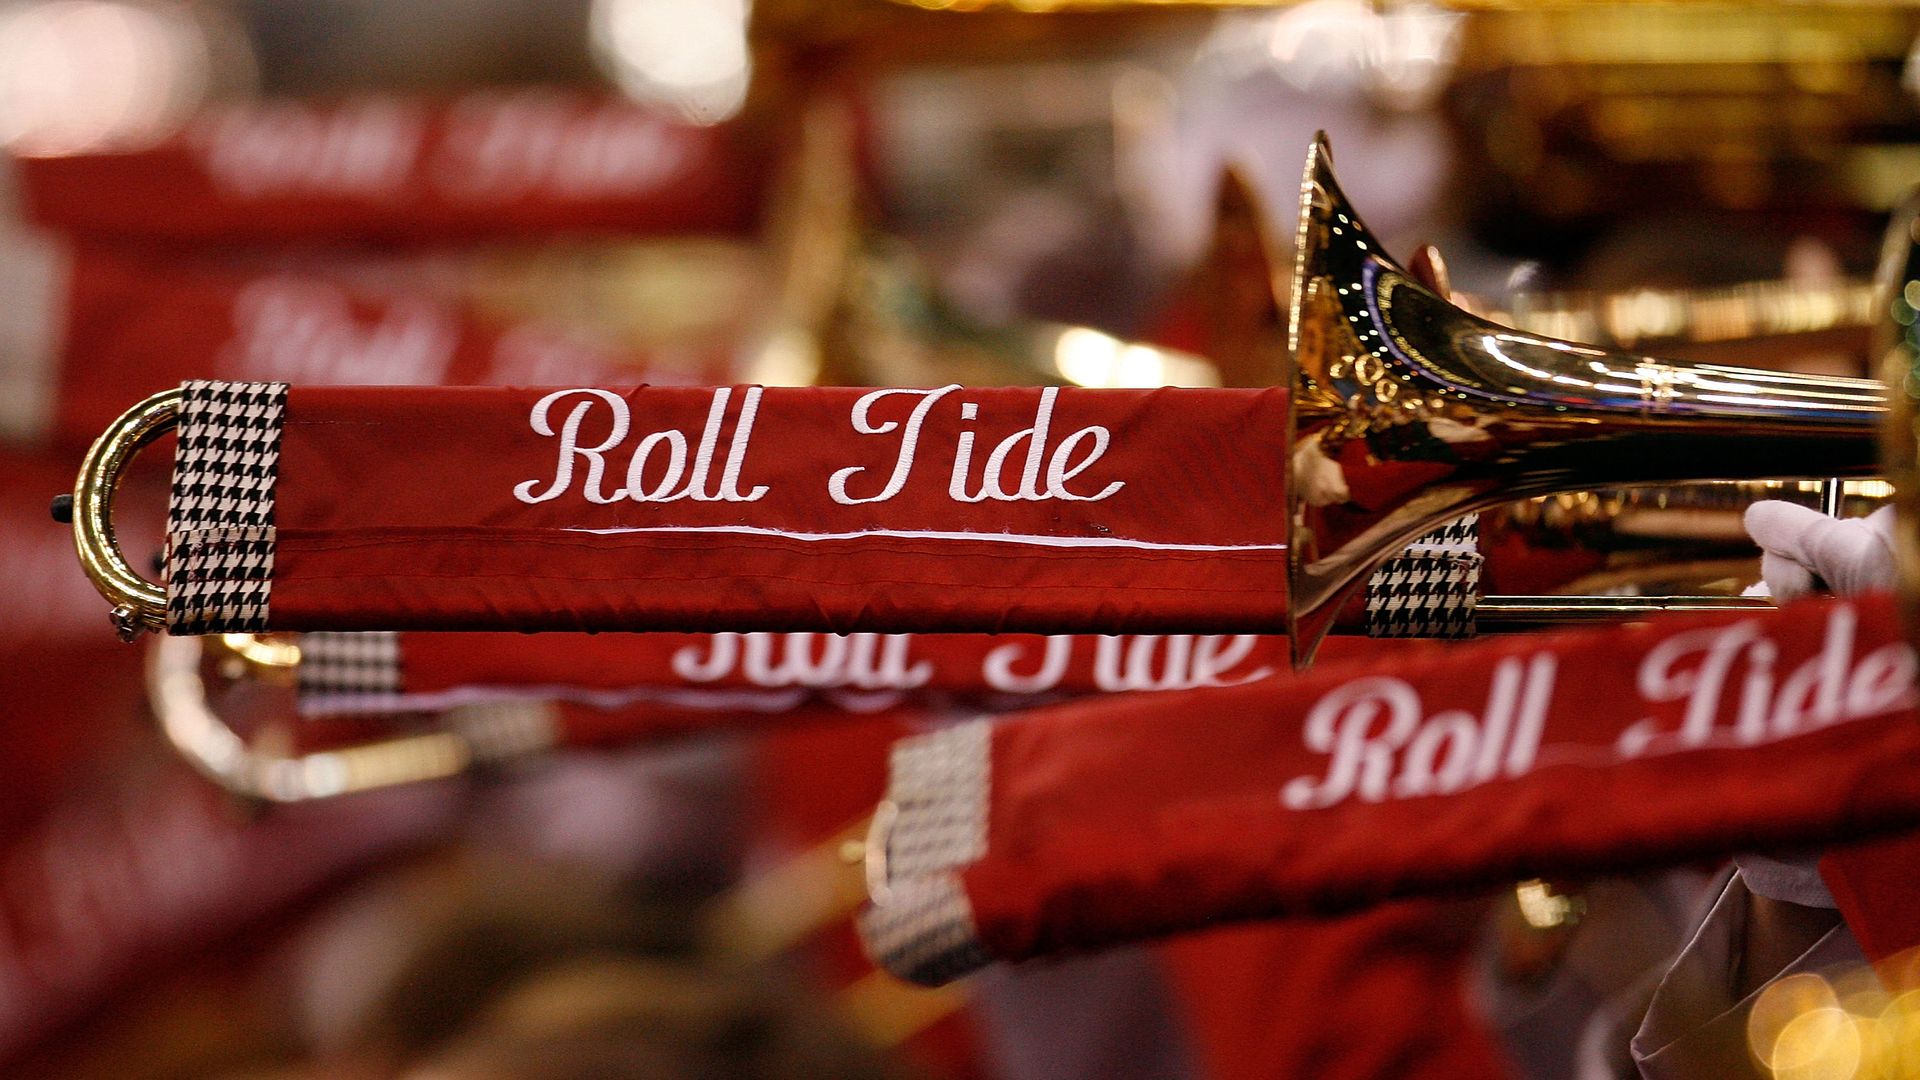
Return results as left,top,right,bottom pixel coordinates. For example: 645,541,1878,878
3,244,677,448
857,594,1920,985
290,632,1373,756
295,631,1341,717
14,90,770,244
164,381,1288,637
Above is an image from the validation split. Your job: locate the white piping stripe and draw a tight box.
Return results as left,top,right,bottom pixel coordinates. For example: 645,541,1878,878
301,683,813,718
560,523,1285,554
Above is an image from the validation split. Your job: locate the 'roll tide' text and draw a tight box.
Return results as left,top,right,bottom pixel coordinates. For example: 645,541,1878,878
512,385,1127,507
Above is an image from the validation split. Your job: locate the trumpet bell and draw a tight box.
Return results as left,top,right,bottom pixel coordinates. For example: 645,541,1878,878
1286,134,1888,667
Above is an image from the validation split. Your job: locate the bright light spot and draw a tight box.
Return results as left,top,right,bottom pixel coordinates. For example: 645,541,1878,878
1608,290,1688,341
1750,974,1842,1073
1055,326,1124,386
1767,1007,1861,1080
1265,0,1374,96
1514,880,1584,929
591,0,752,126
1251,0,1461,108
1875,990,1920,1070
1370,2,1465,109
1116,344,1166,387
746,325,819,387
1053,326,1217,388
0,0,213,156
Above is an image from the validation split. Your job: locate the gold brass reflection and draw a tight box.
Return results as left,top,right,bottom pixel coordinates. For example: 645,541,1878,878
71,388,179,641
1286,133,1887,667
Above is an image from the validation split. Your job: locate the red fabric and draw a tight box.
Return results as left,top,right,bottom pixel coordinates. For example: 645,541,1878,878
1475,512,1608,597
16,90,769,244
309,634,1374,753
751,716,989,1080
1160,903,1512,1080
749,714,1510,1080
938,594,1920,965
0,452,159,835
1820,829,1920,964
46,245,661,448
0,760,453,1063
0,457,454,1063
299,635,1377,760
383,632,1373,703
265,384,1288,634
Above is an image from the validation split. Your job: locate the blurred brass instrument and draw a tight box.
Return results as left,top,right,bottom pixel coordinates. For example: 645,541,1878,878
1488,479,1889,602
147,633,554,803
1474,279,1876,356
1501,482,1885,545
1287,133,1888,665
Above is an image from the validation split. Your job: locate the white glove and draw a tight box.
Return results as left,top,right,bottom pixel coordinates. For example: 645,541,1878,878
1742,501,1897,601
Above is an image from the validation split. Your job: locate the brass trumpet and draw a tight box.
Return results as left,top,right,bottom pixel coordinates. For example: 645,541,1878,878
61,137,1900,670
1286,133,1889,665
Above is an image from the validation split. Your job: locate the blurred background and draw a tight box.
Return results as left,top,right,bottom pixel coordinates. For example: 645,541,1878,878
3,2,1919,1078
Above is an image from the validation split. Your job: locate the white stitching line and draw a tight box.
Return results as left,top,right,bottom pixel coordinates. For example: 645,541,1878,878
561,524,1285,553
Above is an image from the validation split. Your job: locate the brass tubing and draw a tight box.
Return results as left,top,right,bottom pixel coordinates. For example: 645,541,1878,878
147,635,547,803
1475,593,1776,630
71,388,179,641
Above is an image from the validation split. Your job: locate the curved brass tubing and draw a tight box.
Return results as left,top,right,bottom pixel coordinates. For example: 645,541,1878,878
70,388,179,642
209,633,303,685
147,635,515,803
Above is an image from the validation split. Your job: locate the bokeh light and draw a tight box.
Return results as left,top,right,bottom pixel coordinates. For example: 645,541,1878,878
0,0,217,156
1053,326,1217,388
1745,957,1920,1080
589,0,751,126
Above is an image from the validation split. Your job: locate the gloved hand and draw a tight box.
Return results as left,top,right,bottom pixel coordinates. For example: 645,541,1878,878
1742,501,1897,601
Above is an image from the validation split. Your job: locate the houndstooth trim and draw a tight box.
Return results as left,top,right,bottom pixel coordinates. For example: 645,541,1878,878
882,719,991,881
1366,514,1481,639
297,632,403,714
858,874,991,986
166,381,287,634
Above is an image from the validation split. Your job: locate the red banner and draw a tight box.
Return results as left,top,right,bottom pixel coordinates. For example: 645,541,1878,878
165,381,1288,636
291,632,1374,758
0,453,162,835
857,594,1920,985
295,631,1337,716
7,245,682,448
15,90,769,244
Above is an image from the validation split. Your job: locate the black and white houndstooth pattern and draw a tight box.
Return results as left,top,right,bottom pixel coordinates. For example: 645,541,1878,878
167,381,287,634
1366,514,1482,639
881,719,991,881
855,719,994,985
858,874,993,986
297,632,403,707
